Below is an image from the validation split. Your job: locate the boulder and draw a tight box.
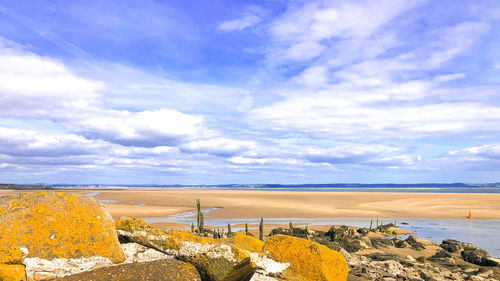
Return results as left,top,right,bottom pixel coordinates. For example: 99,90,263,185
54,258,201,281
431,250,452,259
429,250,456,265
326,226,371,252
394,240,410,249
223,232,265,254
440,239,473,253
0,264,26,281
372,239,394,249
404,236,425,250
0,192,124,264
269,227,309,239
375,223,395,233
461,248,499,266
263,234,349,281
366,253,402,262
116,217,257,281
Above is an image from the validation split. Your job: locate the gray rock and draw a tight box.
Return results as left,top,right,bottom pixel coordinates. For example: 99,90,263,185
461,248,492,266
55,258,201,281
405,236,425,250
430,250,452,259
440,239,474,253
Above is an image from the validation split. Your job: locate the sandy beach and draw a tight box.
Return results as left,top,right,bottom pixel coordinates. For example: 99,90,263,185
1,188,499,219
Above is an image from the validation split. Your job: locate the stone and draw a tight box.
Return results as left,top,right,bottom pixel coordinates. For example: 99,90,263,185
366,254,402,262
223,232,265,254
372,239,395,248
461,248,491,266
0,264,26,281
404,236,425,250
326,226,371,252
54,258,201,281
0,192,124,264
263,234,349,281
440,239,473,253
116,217,257,281
24,256,114,280
121,243,173,263
484,257,500,267
430,250,452,259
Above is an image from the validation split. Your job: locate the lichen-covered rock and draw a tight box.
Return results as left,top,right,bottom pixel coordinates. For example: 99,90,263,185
54,258,201,281
116,217,257,281
0,264,26,281
263,235,349,281
0,192,125,264
224,233,265,254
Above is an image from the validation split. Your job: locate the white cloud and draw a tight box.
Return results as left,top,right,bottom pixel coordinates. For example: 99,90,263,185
0,41,103,118
226,142,415,169
269,0,424,62
180,138,255,157
426,22,489,67
251,93,500,140
219,14,261,32
0,127,104,157
69,109,209,147
448,144,500,160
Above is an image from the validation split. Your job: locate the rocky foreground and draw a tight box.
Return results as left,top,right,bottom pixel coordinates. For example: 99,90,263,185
0,192,499,281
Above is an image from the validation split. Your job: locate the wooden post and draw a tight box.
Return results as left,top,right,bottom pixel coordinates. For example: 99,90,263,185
259,217,264,241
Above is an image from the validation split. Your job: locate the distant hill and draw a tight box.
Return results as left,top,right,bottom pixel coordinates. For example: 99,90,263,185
3,183,500,189
49,182,500,188
0,184,52,190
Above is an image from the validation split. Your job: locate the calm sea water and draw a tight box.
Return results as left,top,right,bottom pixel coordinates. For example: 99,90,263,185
212,187,500,193
143,216,500,258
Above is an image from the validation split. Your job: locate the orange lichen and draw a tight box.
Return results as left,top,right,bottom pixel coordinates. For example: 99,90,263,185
0,192,125,264
168,231,218,245
263,235,349,281
0,264,26,281
224,232,265,254
115,217,152,233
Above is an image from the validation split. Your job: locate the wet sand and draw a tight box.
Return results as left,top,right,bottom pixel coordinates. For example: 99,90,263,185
1,188,499,219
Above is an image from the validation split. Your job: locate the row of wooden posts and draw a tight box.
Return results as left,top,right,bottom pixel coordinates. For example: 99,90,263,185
192,199,406,240
192,198,265,240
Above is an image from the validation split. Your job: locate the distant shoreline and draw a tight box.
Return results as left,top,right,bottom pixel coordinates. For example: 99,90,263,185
3,182,500,189
3,183,500,194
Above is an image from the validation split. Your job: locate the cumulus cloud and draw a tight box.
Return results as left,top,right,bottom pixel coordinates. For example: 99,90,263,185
0,127,105,157
69,109,209,147
180,138,255,157
251,95,500,140
448,144,500,160
226,142,415,170
0,38,103,118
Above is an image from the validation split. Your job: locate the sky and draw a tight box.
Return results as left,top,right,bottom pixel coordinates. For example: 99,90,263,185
1,0,500,184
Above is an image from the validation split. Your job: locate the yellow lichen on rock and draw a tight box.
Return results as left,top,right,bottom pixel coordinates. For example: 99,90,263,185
224,232,265,254
0,264,26,281
0,192,125,264
263,235,349,281
116,217,257,281
115,216,152,233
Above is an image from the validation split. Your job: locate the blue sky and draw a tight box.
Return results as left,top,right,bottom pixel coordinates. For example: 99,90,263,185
1,0,500,184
